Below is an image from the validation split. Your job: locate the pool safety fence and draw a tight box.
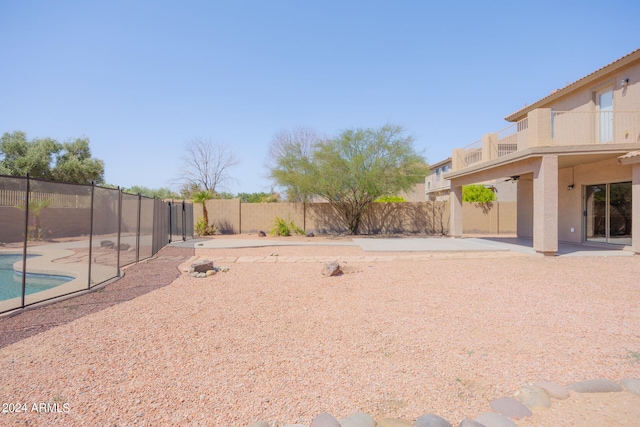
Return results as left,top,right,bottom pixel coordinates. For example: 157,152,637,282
0,175,193,315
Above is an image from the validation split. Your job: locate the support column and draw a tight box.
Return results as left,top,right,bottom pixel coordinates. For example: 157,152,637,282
450,183,463,238
632,164,640,254
533,155,558,255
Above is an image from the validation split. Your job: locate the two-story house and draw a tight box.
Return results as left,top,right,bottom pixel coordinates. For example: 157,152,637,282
426,157,517,203
425,158,452,201
445,48,640,255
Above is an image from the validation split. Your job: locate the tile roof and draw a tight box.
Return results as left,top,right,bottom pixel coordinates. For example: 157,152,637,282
618,150,640,164
506,48,640,122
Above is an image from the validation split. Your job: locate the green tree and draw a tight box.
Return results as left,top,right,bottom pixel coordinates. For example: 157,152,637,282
0,131,105,184
270,124,427,234
52,138,105,184
0,131,60,179
462,185,496,203
267,127,326,202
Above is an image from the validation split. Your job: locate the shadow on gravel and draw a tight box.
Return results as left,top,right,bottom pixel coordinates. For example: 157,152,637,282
0,246,194,349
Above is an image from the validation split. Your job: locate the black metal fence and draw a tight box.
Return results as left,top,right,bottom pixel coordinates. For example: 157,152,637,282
0,175,193,315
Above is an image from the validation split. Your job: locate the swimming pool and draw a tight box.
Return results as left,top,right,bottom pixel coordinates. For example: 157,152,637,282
0,254,74,301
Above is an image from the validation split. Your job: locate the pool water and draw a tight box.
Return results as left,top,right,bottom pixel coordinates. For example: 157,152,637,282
0,255,73,301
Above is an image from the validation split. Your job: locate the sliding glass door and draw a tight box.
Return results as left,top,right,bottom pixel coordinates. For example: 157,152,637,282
585,182,632,245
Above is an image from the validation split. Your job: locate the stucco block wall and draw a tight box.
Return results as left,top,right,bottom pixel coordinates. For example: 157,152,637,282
241,202,305,233
462,202,517,234
191,200,515,236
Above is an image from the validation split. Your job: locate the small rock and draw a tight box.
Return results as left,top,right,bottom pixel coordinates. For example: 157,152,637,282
339,413,376,427
189,272,199,277
283,425,307,427
258,231,266,237
322,261,342,277
249,422,270,427
192,260,214,273
621,378,640,395
514,385,551,410
489,397,532,418
306,232,315,237
196,272,206,278
205,270,216,277
414,413,452,427
100,240,115,248
458,420,486,427
310,412,341,427
270,253,278,256
377,419,413,427
567,378,623,393
118,243,131,251
534,381,569,400
475,413,516,427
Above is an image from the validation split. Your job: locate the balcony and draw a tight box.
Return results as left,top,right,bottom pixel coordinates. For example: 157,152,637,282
452,109,640,171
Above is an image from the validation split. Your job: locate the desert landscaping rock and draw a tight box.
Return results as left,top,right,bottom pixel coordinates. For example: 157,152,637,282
310,412,341,427
249,421,270,427
377,418,413,427
192,259,214,272
458,420,486,427
489,397,532,419
414,413,453,427
338,413,376,427
621,378,640,395
321,260,342,276
258,230,266,237
475,412,516,427
567,378,623,393
534,380,570,400
513,385,551,410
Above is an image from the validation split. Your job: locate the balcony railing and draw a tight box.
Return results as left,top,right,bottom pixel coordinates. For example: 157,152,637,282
455,139,482,169
452,110,639,171
551,110,640,146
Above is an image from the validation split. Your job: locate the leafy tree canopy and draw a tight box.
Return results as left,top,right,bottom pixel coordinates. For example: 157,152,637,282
236,192,280,203
462,184,496,203
269,124,428,234
0,131,105,184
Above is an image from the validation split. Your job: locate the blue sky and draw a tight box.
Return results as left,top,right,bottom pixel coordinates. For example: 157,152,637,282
2,1,639,195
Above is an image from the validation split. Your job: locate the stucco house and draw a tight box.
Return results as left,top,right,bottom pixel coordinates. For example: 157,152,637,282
426,157,517,203
445,48,640,255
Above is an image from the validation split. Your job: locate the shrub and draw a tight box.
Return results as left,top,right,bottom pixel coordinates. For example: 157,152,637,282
195,217,218,236
375,195,407,203
270,216,305,236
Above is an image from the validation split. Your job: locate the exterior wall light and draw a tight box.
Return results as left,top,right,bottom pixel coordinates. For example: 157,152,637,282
621,78,630,87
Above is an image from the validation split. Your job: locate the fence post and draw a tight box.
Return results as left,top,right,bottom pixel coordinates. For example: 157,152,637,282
20,174,30,308
168,202,173,243
87,181,95,289
117,188,122,275
136,194,141,263
182,200,186,241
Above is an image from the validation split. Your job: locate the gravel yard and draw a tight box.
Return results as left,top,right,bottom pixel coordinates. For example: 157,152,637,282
1,240,639,426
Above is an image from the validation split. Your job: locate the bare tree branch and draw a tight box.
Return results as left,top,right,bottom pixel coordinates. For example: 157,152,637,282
176,138,239,196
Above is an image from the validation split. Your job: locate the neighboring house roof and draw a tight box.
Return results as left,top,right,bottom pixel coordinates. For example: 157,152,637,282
618,150,640,165
505,48,640,122
428,157,452,170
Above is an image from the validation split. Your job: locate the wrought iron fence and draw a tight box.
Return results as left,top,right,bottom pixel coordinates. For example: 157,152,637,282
0,175,193,315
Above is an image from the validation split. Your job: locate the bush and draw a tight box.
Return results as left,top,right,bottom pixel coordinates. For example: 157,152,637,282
270,216,305,236
374,195,407,203
195,217,218,236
